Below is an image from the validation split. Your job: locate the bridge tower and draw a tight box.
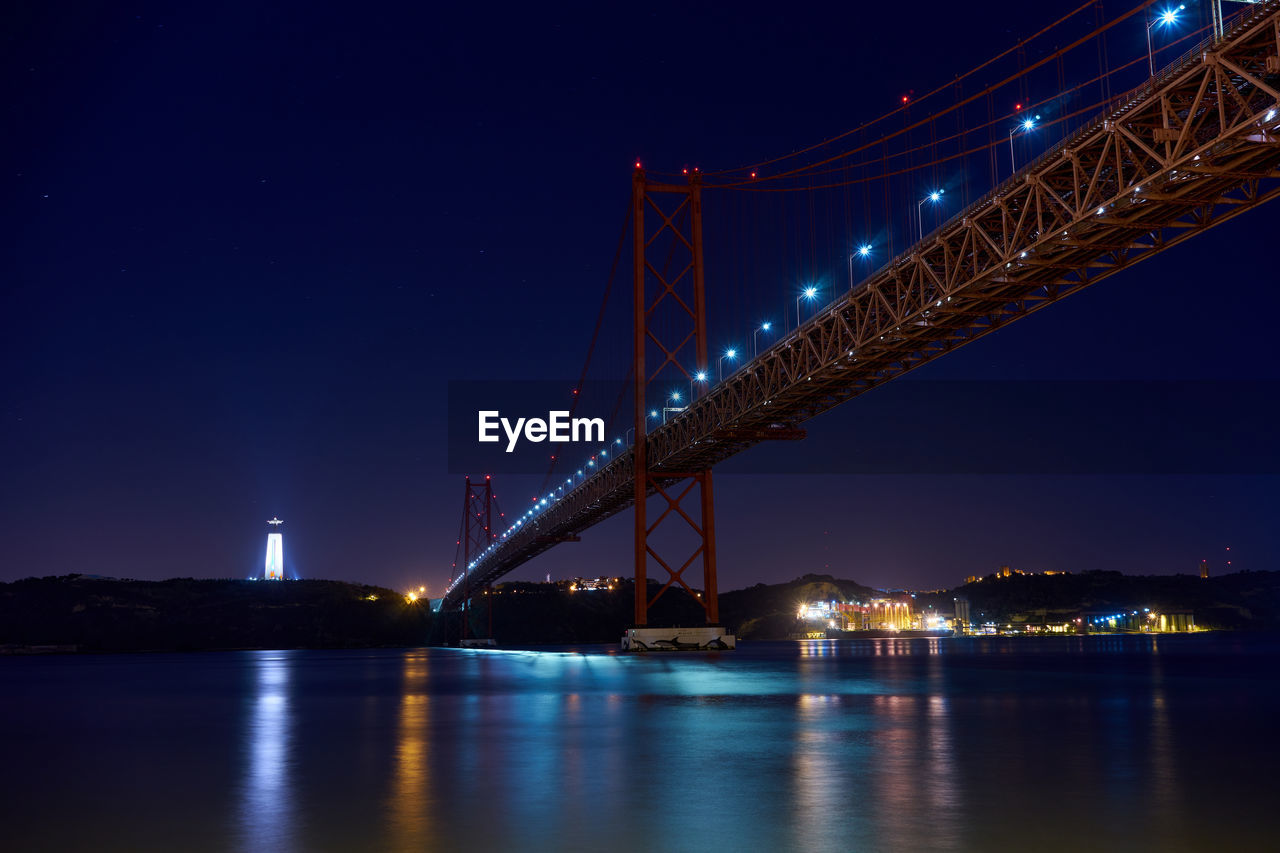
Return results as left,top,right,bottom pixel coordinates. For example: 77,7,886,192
626,168,733,651
455,475,497,647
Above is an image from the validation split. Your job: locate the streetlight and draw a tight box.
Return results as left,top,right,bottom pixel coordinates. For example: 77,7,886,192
796,286,818,328
627,410,658,444
1008,115,1039,175
663,391,686,423
917,190,944,240
718,348,737,381
1147,5,1184,77
690,371,708,401
753,321,772,357
849,244,872,290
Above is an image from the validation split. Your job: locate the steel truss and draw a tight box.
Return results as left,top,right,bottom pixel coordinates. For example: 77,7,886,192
442,1,1280,611
631,172,719,626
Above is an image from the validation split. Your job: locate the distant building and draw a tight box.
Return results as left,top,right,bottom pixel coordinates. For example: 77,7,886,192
1081,609,1196,633
1158,612,1195,632
264,518,284,580
569,577,617,591
954,596,971,629
797,598,914,631
1200,560,1210,579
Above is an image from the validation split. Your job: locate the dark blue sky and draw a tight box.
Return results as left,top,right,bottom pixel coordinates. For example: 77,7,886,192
2,0,1276,593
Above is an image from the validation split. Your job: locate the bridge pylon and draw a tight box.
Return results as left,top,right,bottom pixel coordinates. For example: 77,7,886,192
627,167,733,650
453,475,498,648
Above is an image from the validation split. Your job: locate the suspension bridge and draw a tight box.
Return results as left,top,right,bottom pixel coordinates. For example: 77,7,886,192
442,0,1280,648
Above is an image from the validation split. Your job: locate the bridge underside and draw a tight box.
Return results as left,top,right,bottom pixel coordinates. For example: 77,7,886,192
444,2,1280,612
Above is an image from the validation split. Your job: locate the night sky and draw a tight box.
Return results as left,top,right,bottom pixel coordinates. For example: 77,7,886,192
3,0,1277,594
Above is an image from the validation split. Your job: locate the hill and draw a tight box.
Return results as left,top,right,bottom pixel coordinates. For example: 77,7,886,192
923,569,1280,629
0,576,433,652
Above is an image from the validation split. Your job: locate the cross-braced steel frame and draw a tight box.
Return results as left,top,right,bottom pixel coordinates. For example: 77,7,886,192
631,170,720,627
442,1,1280,612
453,475,494,637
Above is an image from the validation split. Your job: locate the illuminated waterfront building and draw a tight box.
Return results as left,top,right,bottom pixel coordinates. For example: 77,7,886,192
264,518,284,580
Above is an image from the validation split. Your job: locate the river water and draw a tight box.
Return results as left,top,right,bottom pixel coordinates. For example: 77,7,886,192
1,634,1275,852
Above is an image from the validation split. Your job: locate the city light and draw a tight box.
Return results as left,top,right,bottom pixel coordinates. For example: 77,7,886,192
918,189,945,239
1008,118,1038,175
858,244,871,256
796,286,819,327
754,322,773,356
690,371,708,401
719,349,738,381
1147,5,1185,77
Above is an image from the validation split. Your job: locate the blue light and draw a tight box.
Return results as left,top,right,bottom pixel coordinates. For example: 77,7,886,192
858,244,871,257
761,322,771,331
725,349,736,359
928,190,943,202
671,391,681,401
694,372,707,382
803,286,817,299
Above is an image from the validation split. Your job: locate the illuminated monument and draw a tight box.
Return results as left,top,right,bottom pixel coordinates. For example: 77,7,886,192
264,518,284,580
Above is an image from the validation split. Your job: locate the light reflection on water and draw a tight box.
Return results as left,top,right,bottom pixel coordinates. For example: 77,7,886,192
239,651,296,852
1,634,1276,852
387,651,434,852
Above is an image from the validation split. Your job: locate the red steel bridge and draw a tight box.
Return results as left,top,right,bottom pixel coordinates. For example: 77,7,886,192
443,1,1280,628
